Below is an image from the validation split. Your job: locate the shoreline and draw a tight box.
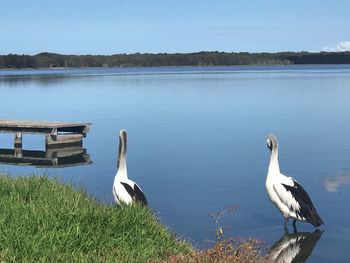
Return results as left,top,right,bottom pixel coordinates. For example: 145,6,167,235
1,51,350,70
0,174,268,262
1,62,350,71
0,174,191,262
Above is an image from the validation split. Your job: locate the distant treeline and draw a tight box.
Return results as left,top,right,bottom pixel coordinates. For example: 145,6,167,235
1,51,350,69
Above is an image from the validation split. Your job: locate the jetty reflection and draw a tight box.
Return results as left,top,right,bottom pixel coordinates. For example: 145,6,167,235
0,147,92,168
323,173,350,192
268,230,323,263
0,119,92,168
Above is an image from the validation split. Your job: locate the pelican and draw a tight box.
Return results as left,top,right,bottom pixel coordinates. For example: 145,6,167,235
113,129,148,206
268,230,323,263
266,134,323,231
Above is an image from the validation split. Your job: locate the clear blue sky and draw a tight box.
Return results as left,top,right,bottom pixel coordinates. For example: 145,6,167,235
1,0,350,55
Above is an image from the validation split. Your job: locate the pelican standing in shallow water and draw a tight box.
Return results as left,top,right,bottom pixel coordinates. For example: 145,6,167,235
113,130,148,206
265,134,323,231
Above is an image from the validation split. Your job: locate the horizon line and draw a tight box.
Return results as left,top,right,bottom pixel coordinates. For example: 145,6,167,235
2,50,350,56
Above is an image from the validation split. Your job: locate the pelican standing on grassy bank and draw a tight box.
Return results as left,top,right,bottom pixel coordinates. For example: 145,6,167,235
113,129,148,206
265,134,323,231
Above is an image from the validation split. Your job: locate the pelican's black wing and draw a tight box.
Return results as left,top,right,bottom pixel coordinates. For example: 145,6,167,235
282,179,324,227
120,182,148,206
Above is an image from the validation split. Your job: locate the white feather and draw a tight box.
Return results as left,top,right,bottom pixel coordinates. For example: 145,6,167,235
113,176,136,205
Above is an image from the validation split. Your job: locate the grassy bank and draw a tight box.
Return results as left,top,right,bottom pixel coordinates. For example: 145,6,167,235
0,175,190,262
0,175,269,262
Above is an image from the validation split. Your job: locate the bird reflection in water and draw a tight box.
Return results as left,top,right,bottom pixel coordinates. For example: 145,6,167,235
268,230,323,263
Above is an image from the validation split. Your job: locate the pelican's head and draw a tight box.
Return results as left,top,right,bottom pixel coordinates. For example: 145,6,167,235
266,134,278,152
119,129,127,141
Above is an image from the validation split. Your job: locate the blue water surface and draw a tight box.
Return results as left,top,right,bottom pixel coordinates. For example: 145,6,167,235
1,65,350,262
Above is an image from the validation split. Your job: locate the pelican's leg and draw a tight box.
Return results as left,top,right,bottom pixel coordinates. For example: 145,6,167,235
284,218,289,234
293,220,298,233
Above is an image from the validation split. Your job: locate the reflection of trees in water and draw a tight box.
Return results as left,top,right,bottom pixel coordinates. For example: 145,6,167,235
268,230,323,263
0,75,69,87
323,173,350,192
0,69,102,87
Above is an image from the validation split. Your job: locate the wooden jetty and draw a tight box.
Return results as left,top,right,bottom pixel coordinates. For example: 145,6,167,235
0,120,91,151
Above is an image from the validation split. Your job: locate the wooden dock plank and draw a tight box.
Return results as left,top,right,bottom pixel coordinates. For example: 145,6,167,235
0,120,91,129
0,119,91,135
46,134,83,148
0,119,91,148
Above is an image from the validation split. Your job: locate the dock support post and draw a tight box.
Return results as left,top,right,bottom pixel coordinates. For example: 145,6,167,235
14,133,23,157
45,128,58,148
14,132,22,147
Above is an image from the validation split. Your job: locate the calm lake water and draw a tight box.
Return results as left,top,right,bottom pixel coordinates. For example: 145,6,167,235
1,65,350,262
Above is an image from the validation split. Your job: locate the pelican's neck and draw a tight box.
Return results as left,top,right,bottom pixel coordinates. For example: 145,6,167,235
268,147,280,175
116,136,128,180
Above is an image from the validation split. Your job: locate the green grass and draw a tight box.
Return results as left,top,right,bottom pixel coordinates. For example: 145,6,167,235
0,175,191,262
